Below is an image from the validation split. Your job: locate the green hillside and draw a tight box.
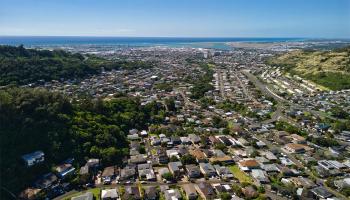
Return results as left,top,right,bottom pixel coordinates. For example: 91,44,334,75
267,46,350,90
0,87,166,197
0,45,153,86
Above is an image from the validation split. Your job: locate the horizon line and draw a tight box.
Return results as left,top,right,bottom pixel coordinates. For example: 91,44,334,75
1,36,350,42
1,35,348,39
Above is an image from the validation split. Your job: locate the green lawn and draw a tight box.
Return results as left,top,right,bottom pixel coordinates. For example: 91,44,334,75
228,165,253,183
64,188,101,200
151,148,157,155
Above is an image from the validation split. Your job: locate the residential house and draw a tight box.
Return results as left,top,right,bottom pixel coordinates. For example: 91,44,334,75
168,162,183,178
164,189,182,200
120,165,136,181
202,149,213,158
189,149,207,163
262,151,278,161
34,173,58,189
195,182,216,200
260,164,280,174
129,129,138,135
171,136,182,145
128,154,147,165
101,188,119,200
233,149,247,158
280,157,295,166
158,149,169,164
283,143,311,154
127,134,140,141
140,130,148,137
238,159,260,171
130,149,140,156
138,163,156,181
289,134,306,144
217,136,232,146
151,138,161,146
256,141,267,148
56,163,75,179
144,186,158,200
237,138,249,146
208,136,220,145
188,134,201,144
209,153,234,165
251,169,269,184
279,166,298,177
242,186,258,199
85,158,100,172
166,149,180,159
328,145,348,157
178,145,189,155
185,164,201,178
180,137,191,145
274,131,290,144
199,163,217,177
212,149,226,157
124,186,141,200
161,137,171,145
255,156,269,165
211,183,225,194
129,141,140,151
19,188,41,200
22,151,45,167
214,165,234,179
290,177,316,189
318,160,347,170
101,166,118,184
211,183,233,194
182,184,198,200
334,178,350,190
310,186,333,199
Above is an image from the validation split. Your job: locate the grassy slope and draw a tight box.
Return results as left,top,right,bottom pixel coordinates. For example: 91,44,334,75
268,46,350,90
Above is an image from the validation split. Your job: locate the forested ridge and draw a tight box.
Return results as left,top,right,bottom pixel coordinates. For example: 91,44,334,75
0,87,166,196
0,45,153,86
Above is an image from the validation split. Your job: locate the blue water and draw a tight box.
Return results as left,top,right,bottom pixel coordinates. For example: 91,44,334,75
0,36,305,50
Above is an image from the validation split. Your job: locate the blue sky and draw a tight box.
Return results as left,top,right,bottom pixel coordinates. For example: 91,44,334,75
0,0,349,38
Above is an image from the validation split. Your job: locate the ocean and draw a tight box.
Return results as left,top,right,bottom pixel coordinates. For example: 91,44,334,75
0,36,305,50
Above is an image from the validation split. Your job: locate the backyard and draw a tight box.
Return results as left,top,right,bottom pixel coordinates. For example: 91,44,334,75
228,165,253,183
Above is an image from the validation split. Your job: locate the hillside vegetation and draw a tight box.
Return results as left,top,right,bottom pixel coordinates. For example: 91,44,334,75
0,45,153,86
0,87,166,196
267,46,350,90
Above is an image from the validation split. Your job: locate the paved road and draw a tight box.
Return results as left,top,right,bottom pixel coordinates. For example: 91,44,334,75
54,178,232,200
242,70,287,104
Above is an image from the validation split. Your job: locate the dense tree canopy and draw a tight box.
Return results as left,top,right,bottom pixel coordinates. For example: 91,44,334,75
0,87,165,195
